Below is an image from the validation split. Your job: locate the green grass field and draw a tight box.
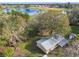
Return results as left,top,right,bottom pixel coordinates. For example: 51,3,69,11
71,26,79,35
0,10,3,14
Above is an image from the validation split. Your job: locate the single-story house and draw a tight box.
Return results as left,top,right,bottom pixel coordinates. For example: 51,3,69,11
3,8,12,13
36,34,68,54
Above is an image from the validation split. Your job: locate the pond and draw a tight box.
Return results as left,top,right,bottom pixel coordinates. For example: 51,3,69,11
3,8,45,16
17,9,43,16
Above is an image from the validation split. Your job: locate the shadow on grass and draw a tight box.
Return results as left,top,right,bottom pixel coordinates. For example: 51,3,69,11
0,54,4,57
25,37,44,57
71,26,79,34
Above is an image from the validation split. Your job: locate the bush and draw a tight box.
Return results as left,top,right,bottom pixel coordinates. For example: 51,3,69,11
0,36,7,47
77,34,79,40
4,47,14,57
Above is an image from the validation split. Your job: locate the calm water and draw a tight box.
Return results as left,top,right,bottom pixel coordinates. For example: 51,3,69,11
3,8,45,16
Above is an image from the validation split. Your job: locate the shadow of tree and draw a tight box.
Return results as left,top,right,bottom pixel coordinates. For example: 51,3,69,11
25,37,44,57
71,26,79,34
0,53,4,57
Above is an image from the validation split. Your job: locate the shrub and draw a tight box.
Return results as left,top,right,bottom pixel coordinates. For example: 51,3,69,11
4,47,14,57
77,34,79,40
0,36,7,47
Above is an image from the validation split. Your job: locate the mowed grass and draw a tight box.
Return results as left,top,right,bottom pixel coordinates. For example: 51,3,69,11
0,10,3,14
29,7,63,11
71,26,79,35
71,26,79,40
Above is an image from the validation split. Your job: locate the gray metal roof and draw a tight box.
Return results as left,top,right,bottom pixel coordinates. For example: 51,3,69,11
41,39,55,50
58,39,68,47
36,34,69,53
36,36,64,51
36,38,48,44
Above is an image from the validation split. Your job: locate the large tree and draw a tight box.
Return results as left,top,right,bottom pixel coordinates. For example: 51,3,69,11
67,9,79,25
0,11,29,47
27,10,71,36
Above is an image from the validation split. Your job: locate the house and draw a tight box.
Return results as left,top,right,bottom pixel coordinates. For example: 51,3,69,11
3,8,12,13
36,34,68,54
62,11,67,14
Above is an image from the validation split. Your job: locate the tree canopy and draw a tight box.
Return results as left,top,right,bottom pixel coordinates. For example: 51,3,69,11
27,10,71,37
0,11,29,43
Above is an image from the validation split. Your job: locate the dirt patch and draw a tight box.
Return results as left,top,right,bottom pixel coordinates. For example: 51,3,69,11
13,47,26,57
62,40,79,57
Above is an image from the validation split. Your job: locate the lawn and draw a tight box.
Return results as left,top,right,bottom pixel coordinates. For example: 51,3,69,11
71,26,79,40
71,26,79,35
29,7,63,11
0,10,3,14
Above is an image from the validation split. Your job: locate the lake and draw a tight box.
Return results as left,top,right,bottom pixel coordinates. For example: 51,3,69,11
3,8,45,16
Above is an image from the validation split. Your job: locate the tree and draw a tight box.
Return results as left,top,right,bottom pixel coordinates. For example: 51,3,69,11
67,9,79,25
0,11,29,47
0,20,4,35
27,10,71,37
